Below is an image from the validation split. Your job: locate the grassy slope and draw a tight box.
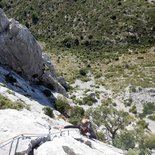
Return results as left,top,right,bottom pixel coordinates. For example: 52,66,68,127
1,0,155,50
1,0,155,91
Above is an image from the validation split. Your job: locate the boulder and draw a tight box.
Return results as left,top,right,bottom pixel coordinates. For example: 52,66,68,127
58,76,70,90
0,9,67,96
0,8,9,33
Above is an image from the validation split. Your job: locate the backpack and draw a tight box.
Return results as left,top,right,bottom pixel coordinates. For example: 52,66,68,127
79,122,91,135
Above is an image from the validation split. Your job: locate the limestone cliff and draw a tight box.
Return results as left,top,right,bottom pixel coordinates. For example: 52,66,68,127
0,9,67,96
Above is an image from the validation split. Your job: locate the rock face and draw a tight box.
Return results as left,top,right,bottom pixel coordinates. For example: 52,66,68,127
0,9,67,96
0,109,124,155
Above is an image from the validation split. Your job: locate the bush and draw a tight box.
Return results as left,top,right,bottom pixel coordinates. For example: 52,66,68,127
113,131,136,150
129,86,137,93
69,106,85,125
148,115,155,121
82,95,97,106
96,131,106,142
0,95,24,110
129,105,137,114
69,117,81,125
70,106,85,118
144,134,155,149
124,98,132,107
32,13,39,24
137,119,149,129
55,97,71,117
79,68,88,76
143,102,155,116
61,37,79,48
42,107,54,118
127,148,141,155
102,98,113,106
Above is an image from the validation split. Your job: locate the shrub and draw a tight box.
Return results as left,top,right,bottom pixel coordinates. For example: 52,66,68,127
69,106,85,125
124,98,133,107
127,148,141,155
129,105,137,114
79,68,88,76
148,115,155,121
137,119,149,129
61,37,79,48
42,106,54,118
144,134,155,149
55,97,71,117
76,99,83,105
96,131,106,142
129,86,137,93
143,102,155,116
32,13,39,24
70,106,85,118
102,98,113,106
113,131,136,150
0,95,24,110
69,117,81,125
7,90,15,95
112,102,117,106
82,95,97,106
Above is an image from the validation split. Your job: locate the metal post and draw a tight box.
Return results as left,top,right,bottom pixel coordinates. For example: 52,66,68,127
8,139,14,155
60,131,62,136
14,137,20,155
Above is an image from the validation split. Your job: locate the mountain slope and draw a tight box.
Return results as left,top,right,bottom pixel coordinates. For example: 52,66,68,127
1,0,155,51
0,109,124,155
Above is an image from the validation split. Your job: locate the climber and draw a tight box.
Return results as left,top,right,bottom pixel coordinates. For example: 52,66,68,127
63,118,97,139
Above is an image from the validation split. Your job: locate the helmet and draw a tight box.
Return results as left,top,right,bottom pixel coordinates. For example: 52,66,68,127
81,118,89,124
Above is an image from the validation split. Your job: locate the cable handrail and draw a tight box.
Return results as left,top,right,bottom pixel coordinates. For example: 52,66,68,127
0,129,79,151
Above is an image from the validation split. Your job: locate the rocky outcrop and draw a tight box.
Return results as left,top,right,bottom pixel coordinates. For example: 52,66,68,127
0,9,67,96
0,109,124,155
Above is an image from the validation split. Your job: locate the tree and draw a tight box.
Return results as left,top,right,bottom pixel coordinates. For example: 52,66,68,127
87,105,131,140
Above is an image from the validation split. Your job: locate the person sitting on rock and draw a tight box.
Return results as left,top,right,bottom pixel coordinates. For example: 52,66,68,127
63,118,96,139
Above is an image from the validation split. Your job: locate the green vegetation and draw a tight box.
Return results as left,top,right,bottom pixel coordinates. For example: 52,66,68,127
96,131,106,142
42,106,54,118
0,94,25,110
69,106,85,125
124,98,133,107
87,105,131,139
55,97,71,117
143,102,155,117
1,0,155,92
137,119,149,129
144,134,155,150
148,114,155,121
129,105,137,114
103,58,155,92
79,68,88,76
2,0,155,53
55,96,85,124
102,98,113,106
80,95,97,106
113,131,136,150
7,90,15,95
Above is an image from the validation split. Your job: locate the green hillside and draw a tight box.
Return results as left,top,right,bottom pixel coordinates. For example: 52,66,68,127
1,0,155,52
1,0,155,91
